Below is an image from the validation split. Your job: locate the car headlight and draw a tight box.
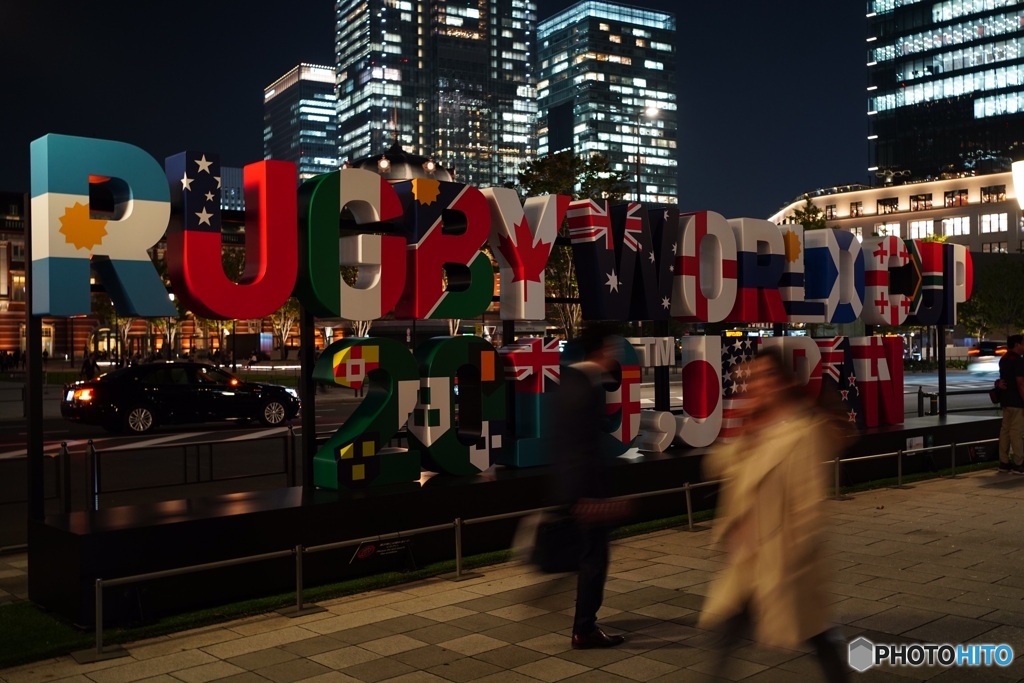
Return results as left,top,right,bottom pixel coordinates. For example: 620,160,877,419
285,387,299,398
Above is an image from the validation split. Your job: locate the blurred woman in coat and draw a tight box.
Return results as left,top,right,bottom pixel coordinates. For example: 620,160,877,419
699,348,849,683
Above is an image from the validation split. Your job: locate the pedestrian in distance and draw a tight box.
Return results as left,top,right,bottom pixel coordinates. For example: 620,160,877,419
698,348,849,683
996,335,1024,473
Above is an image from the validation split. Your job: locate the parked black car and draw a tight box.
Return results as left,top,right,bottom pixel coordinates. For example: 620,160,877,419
61,362,300,434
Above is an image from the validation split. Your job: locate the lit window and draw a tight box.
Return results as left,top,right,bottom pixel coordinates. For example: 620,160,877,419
875,222,900,236
877,198,899,215
981,212,1008,233
982,185,1007,203
944,189,968,207
908,220,934,239
850,201,863,217
942,216,970,236
910,193,932,211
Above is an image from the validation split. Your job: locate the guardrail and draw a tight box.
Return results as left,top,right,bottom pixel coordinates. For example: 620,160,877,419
62,427,297,512
916,386,995,416
828,437,998,500
76,477,725,662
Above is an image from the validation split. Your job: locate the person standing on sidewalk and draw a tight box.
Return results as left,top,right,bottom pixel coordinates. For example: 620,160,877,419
550,325,629,650
699,348,848,683
997,335,1024,473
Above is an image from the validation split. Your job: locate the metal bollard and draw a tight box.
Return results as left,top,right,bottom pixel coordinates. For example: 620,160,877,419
684,483,693,531
930,394,938,416
834,455,841,499
950,442,957,477
917,386,924,417
94,579,104,654
87,440,99,511
453,518,463,578
294,545,305,611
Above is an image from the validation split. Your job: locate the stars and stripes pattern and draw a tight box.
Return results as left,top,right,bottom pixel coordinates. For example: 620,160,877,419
720,337,758,441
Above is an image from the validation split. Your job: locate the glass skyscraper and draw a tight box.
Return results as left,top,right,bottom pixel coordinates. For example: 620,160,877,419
334,0,537,189
263,64,340,182
867,0,1024,180
537,1,678,205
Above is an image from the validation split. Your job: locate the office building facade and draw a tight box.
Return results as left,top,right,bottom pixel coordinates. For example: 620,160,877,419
263,64,340,182
768,171,1021,255
867,0,1024,180
335,0,537,189
537,1,677,205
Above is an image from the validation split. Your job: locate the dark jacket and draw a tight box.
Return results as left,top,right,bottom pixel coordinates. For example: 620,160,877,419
552,361,611,506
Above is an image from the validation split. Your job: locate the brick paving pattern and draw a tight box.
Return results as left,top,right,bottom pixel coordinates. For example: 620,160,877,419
3,470,1024,681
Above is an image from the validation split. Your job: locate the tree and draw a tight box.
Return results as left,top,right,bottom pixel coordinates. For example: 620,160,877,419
959,254,1024,338
270,298,302,359
517,151,629,201
787,195,828,231
517,152,631,339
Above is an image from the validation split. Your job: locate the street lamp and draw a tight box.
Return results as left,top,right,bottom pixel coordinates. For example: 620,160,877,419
634,106,658,203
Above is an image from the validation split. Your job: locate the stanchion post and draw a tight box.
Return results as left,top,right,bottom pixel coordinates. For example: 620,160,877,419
833,456,852,501
60,442,71,514
278,544,325,617
95,578,103,655
897,449,903,487
88,440,99,511
286,424,296,487
295,544,304,611
950,441,957,477
834,455,841,499
917,386,924,417
442,518,481,582
454,517,463,578
684,483,694,531
70,577,127,663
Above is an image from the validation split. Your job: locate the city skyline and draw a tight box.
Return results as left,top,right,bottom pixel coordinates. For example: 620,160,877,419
1,1,865,219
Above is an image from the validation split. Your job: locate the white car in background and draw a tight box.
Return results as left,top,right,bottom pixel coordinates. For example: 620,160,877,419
967,340,1006,373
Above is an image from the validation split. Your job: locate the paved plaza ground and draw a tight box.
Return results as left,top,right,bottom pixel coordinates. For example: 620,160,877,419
3,469,1024,682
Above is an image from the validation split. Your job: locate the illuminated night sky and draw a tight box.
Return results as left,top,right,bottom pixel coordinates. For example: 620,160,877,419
1,1,866,219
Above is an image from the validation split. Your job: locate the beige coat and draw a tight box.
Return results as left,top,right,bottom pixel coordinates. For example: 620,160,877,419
698,411,837,648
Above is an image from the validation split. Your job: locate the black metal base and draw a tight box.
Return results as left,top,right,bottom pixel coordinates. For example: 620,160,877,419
28,414,1000,627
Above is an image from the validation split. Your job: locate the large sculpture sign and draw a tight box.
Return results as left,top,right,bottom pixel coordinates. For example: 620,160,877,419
29,134,974,489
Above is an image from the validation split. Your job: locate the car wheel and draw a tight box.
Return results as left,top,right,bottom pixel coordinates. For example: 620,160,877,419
259,400,287,426
124,406,156,434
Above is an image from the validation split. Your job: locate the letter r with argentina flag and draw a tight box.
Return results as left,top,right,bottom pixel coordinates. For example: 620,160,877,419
30,134,176,317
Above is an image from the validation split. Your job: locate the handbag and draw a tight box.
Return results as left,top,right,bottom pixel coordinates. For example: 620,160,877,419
530,511,581,573
991,379,1001,405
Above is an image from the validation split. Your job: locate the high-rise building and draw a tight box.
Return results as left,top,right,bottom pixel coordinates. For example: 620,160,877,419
537,1,677,205
334,0,537,189
867,0,1024,181
263,64,339,182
